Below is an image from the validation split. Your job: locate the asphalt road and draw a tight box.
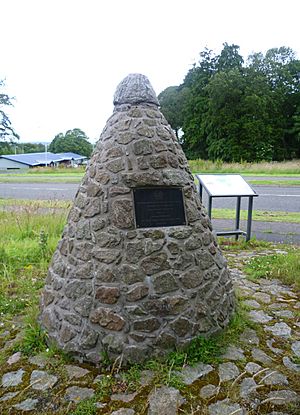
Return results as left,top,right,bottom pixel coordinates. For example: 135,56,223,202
0,182,299,212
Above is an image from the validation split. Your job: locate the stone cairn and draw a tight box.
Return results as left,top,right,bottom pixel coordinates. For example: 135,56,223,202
39,74,235,364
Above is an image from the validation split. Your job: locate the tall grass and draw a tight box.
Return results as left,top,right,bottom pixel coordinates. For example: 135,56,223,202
0,204,67,317
189,159,300,175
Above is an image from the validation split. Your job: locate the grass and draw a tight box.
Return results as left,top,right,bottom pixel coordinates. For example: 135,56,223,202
0,198,71,209
189,159,300,175
0,205,67,321
249,179,300,186
15,306,48,355
212,208,300,223
245,248,300,289
0,160,299,183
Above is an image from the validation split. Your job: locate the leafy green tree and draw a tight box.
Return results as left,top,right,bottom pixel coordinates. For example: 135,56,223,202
0,79,18,142
158,86,189,139
49,128,93,157
216,42,244,72
180,48,217,159
204,68,279,161
160,43,300,161
247,47,300,159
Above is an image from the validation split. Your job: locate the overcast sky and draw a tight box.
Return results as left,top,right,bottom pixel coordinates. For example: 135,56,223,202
1,0,300,144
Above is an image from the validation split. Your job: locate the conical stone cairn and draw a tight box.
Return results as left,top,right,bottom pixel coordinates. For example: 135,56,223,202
40,74,235,364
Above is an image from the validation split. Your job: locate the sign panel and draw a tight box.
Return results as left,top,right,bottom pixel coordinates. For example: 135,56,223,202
196,174,256,197
133,187,186,228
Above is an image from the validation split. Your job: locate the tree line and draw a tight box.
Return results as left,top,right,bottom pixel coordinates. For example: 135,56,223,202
0,128,93,158
158,44,300,162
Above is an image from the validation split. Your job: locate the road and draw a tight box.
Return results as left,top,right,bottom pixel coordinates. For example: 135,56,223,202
0,180,299,244
0,182,299,212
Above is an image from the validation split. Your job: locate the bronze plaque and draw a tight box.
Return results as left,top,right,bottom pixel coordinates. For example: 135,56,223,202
133,187,186,228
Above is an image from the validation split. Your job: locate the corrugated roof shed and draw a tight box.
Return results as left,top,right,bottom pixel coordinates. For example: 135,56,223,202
0,152,87,166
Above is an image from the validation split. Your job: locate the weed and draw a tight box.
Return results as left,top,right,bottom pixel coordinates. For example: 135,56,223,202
94,374,115,400
15,307,47,355
39,229,49,259
219,237,273,251
121,364,141,391
144,360,185,389
245,250,300,289
69,397,97,415
167,336,221,368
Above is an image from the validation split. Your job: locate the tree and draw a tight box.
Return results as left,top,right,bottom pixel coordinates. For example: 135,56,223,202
248,48,300,159
0,79,18,142
160,43,300,161
204,69,279,161
158,86,189,139
180,48,217,159
49,128,93,157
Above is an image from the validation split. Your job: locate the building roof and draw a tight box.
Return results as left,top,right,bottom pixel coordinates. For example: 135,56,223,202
0,152,87,166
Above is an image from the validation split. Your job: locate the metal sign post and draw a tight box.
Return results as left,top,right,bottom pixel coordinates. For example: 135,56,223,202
196,174,258,241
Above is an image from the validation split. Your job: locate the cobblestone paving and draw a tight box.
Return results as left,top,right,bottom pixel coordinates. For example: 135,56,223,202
0,249,299,414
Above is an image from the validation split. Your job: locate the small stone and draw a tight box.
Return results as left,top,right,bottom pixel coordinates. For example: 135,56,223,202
243,299,261,309
265,322,291,338
291,341,300,357
208,398,245,415
133,317,160,333
152,272,178,294
65,386,95,402
267,390,299,405
95,402,107,409
200,384,219,399
282,356,300,373
2,369,25,387
218,362,240,382
64,365,90,379
251,348,273,365
13,398,39,411
140,370,155,386
266,412,289,415
111,392,137,402
28,354,49,368
0,392,18,402
266,339,284,355
273,310,294,318
90,307,125,331
255,292,271,303
148,386,183,415
30,370,58,391
261,370,288,385
179,363,214,385
240,328,260,346
245,362,262,374
7,352,21,365
269,302,289,310
95,286,120,304
240,377,257,398
237,287,254,298
222,346,245,361
126,284,149,302
249,310,273,323
111,409,135,415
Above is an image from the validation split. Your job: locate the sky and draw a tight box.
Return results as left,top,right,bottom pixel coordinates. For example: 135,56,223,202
1,0,300,144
